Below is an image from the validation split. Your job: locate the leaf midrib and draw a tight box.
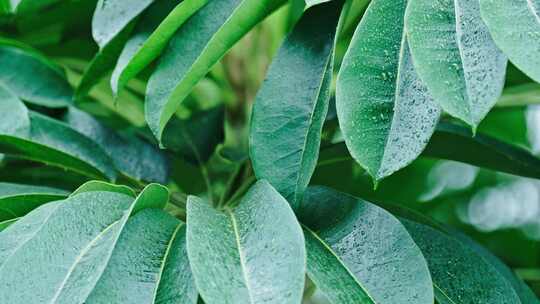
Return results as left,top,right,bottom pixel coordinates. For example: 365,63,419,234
227,208,256,303
303,225,377,304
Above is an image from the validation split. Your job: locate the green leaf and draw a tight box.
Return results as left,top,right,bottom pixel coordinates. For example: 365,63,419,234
423,122,540,179
480,0,540,83
71,180,136,197
0,218,17,231
111,0,209,95
336,0,440,182
451,230,540,304
250,1,340,209
145,0,286,142
0,184,168,303
401,219,521,304
186,180,305,304
298,186,434,304
8,0,59,13
63,107,169,183
75,26,134,99
0,43,73,107
91,0,154,49
87,209,197,304
0,87,117,180
0,182,68,221
162,106,225,163
406,0,507,128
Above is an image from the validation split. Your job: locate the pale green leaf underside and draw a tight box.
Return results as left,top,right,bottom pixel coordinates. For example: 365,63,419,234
111,0,209,95
249,0,340,209
187,180,305,304
402,220,521,304
0,182,68,221
71,180,136,198
0,87,117,180
145,0,286,142
337,0,440,182
480,0,540,83
0,184,168,303
92,0,154,49
299,186,434,304
87,209,197,304
0,44,73,108
406,0,507,127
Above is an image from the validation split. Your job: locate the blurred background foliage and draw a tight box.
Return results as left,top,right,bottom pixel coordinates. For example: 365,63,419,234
0,0,539,295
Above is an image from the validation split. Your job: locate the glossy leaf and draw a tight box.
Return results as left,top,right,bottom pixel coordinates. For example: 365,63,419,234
111,0,208,94
92,0,154,49
423,122,540,179
8,0,59,13
162,106,225,163
0,182,68,221
250,1,340,208
298,186,434,304
87,209,197,304
187,180,305,304
406,0,507,128
145,0,286,142
0,184,168,303
0,88,117,180
401,219,521,304
64,108,169,183
0,218,17,231
0,43,73,107
480,0,540,82
336,0,440,182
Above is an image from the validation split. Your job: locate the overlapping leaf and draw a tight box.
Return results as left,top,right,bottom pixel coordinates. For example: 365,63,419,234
0,41,73,107
111,0,208,95
145,0,286,142
336,0,440,182
250,0,340,209
298,186,434,304
480,0,540,83
162,106,225,163
186,180,305,304
0,183,168,303
406,0,507,128
401,219,521,304
63,108,169,183
0,87,116,180
0,182,68,221
87,209,197,304
92,0,155,49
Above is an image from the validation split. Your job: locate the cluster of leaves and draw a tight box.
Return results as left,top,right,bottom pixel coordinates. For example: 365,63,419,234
0,0,540,303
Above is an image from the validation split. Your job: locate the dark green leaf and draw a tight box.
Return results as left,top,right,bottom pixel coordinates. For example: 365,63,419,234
0,87,117,180
92,0,154,49
186,180,305,304
8,0,59,13
250,1,340,208
406,0,507,128
0,218,17,231
423,122,540,179
0,42,73,107
145,0,286,142
64,107,169,183
299,186,434,304
401,219,521,304
336,0,440,182
162,106,225,163
87,209,197,304
0,183,168,303
0,182,68,221
111,0,208,95
480,0,540,83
